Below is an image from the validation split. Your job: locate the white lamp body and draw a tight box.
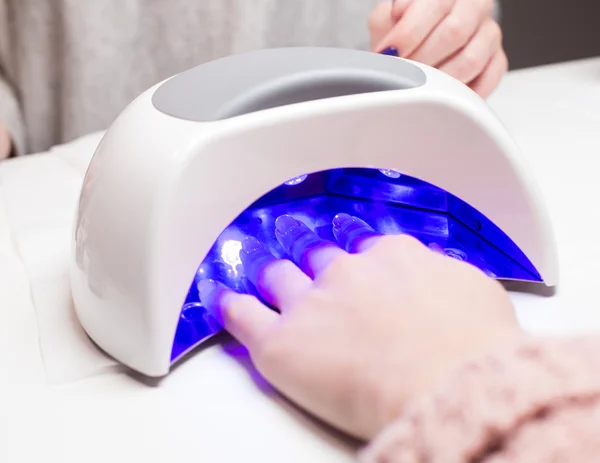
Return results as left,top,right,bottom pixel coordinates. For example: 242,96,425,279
70,48,558,377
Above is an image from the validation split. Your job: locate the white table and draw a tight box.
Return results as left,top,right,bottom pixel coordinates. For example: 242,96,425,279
1,57,599,462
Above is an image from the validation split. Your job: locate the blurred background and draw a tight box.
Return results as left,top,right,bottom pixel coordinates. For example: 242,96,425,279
502,0,600,69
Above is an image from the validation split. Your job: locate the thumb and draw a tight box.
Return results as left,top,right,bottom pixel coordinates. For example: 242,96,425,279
198,279,279,351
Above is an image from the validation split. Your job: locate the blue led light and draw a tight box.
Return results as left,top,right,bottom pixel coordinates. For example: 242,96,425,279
284,174,308,186
379,169,402,179
171,167,543,362
444,248,468,261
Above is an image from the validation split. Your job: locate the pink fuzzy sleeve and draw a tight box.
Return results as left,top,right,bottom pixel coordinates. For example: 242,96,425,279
360,336,600,463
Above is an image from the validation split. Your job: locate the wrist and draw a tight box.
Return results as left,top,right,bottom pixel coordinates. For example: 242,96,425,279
361,322,525,440
362,335,600,463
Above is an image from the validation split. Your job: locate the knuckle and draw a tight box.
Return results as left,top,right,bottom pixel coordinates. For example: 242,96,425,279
373,233,424,255
327,251,359,276
443,16,469,44
460,51,486,75
317,251,361,286
263,258,295,284
221,293,253,325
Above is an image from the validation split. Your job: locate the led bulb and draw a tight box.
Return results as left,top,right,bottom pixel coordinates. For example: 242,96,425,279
220,240,242,267
379,169,401,179
284,174,308,186
444,248,467,261
181,303,204,322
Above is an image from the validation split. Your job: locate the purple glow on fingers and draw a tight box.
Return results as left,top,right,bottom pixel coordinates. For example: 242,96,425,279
239,236,277,287
246,258,292,308
428,242,447,255
302,242,345,278
273,215,307,254
197,279,231,327
332,213,382,253
275,214,342,277
173,167,543,363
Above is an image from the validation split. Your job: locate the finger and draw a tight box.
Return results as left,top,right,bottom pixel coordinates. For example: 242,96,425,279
376,0,456,57
408,0,493,67
428,242,447,255
275,215,345,279
198,279,278,349
369,2,394,50
438,19,502,84
469,48,508,98
391,0,416,22
332,213,382,253
240,236,312,309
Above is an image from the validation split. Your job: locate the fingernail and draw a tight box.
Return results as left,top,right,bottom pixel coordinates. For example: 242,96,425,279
197,279,218,304
380,46,399,57
241,236,264,255
332,213,379,252
197,279,226,325
332,213,373,232
428,242,447,255
275,215,301,235
181,303,205,322
332,213,353,231
239,236,276,282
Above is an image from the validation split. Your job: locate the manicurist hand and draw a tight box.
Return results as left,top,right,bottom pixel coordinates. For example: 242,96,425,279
198,213,523,440
369,0,507,97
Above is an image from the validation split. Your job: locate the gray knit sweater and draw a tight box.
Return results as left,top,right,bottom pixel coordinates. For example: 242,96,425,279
0,0,380,155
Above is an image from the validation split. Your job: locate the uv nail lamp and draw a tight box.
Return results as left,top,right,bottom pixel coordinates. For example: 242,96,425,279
71,47,558,377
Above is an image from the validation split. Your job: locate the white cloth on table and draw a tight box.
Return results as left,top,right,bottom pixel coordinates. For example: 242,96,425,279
0,131,122,384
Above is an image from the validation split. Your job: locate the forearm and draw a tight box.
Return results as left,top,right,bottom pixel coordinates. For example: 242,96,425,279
361,335,600,462
483,398,600,463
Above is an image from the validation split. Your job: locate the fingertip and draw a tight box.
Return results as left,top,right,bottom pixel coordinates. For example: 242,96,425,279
219,291,279,349
332,213,382,252
274,214,305,256
239,235,277,286
198,278,233,327
374,26,405,57
428,242,447,255
374,35,397,56
241,235,265,256
198,278,279,349
380,46,400,57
